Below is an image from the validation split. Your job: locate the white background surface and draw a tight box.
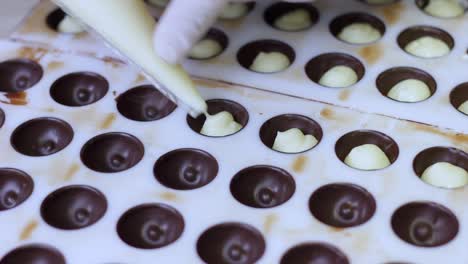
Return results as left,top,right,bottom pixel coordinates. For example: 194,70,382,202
0,0,39,37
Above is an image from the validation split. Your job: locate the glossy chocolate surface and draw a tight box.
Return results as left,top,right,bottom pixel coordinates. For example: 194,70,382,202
0,168,33,211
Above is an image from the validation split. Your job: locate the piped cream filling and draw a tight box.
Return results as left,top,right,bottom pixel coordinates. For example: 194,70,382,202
404,36,451,58
219,3,249,19
201,111,242,137
344,144,391,170
249,52,290,73
421,162,468,188
337,23,382,44
273,9,312,31
189,39,222,59
58,15,85,34
424,0,465,18
387,79,431,102
319,66,358,88
458,100,468,114
272,128,318,153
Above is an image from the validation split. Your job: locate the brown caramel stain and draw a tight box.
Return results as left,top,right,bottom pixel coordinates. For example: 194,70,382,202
409,123,468,148
380,2,405,25
72,32,89,40
159,192,180,202
43,107,55,112
102,56,123,68
292,156,308,173
17,47,48,62
338,89,352,101
19,220,38,240
263,214,278,234
135,74,146,84
329,227,345,233
320,108,335,120
64,164,80,181
100,113,117,129
47,61,64,71
359,44,383,65
1,92,28,105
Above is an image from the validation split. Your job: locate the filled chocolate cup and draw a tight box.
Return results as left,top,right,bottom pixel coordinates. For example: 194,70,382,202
397,26,454,58
189,28,229,60
0,59,43,93
329,12,386,44
263,2,319,32
450,83,468,115
237,39,295,73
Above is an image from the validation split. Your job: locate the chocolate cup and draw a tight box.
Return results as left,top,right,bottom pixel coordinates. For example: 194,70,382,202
237,39,296,74
413,147,468,178
280,243,349,264
230,165,295,209
11,117,74,157
117,85,176,121
154,148,218,190
189,28,229,60
305,53,365,87
117,203,184,249
397,26,454,58
259,114,323,154
0,59,43,93
309,183,376,228
0,244,65,264
335,130,399,169
263,2,319,32
376,67,437,102
186,99,249,137
0,107,4,128
50,72,109,107
0,168,33,211
219,2,256,20
329,12,386,44
450,83,468,115
80,132,144,173
41,185,107,230
46,8,66,32
197,222,265,264
416,0,467,18
391,202,459,247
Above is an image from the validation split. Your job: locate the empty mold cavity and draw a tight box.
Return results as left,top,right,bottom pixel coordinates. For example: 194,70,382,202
397,26,454,58
329,12,385,45
264,2,319,32
237,40,295,74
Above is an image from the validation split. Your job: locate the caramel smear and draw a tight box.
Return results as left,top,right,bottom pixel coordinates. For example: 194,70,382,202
264,214,278,234
320,108,335,120
19,220,38,240
359,44,383,65
134,74,146,84
380,2,405,25
47,61,64,71
102,56,123,68
159,192,180,202
1,92,28,105
17,47,48,62
408,122,468,149
292,156,308,173
100,113,116,129
64,163,80,181
338,89,352,101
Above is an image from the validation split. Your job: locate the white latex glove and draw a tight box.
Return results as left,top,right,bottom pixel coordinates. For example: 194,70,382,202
153,0,313,64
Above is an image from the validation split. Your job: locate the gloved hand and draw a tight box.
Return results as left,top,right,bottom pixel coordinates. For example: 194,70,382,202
153,0,313,65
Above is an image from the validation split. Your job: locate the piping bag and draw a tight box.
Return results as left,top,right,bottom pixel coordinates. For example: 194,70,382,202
52,0,208,118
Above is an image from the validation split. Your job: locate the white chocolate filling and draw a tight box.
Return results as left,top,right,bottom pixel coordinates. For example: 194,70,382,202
319,66,358,88
220,3,249,19
57,15,85,34
404,36,451,58
387,79,432,102
337,23,382,44
421,162,468,188
201,111,242,137
424,0,465,18
147,0,170,8
189,39,222,59
249,52,290,73
344,144,391,170
55,0,207,117
458,100,468,114
272,128,318,153
274,9,312,31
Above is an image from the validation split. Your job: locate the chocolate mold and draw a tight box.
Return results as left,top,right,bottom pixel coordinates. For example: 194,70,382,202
0,40,466,263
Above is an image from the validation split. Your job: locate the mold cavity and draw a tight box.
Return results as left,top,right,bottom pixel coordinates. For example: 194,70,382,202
117,203,184,249
413,147,468,189
330,12,386,45
197,222,265,264
189,28,229,60
391,202,459,247
11,117,73,157
154,148,218,190
0,168,33,211
264,2,319,32
0,244,65,264
146,0,170,8
305,53,365,88
50,72,109,107
0,59,43,93
376,67,436,103
80,132,144,173
280,243,349,264
450,83,468,116
397,26,454,59
0,108,4,128
416,0,466,18
237,40,295,74
230,165,295,208
186,99,249,137
360,0,399,5
41,185,107,230
117,85,176,121
46,8,85,34
219,2,255,20
259,114,322,154
335,130,399,171
309,183,376,228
